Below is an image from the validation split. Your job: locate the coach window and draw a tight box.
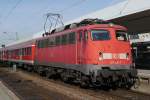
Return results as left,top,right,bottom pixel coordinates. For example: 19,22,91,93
27,47,31,55
17,49,19,56
29,47,31,55
61,34,67,45
69,32,75,44
56,36,61,46
23,48,25,55
26,48,28,55
24,48,26,55
22,48,24,56
19,49,21,55
15,49,18,56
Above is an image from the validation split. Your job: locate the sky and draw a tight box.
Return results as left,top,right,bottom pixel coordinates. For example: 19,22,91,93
0,0,125,45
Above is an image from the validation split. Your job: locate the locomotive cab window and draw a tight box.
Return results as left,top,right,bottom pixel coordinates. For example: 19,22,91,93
91,30,110,41
116,30,128,41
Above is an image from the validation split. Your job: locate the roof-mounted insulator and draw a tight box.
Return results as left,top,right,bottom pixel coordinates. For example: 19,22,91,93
46,18,113,36
55,26,65,33
51,29,56,34
78,18,112,26
70,23,78,29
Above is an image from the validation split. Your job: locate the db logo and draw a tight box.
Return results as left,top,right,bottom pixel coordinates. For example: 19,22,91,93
113,54,119,59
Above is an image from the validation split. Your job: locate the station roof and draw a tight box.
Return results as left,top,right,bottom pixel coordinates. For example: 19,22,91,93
65,0,150,25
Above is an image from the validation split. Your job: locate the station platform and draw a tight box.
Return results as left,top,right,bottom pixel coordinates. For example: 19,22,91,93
138,69,150,83
132,69,150,94
0,81,20,100
138,69,150,75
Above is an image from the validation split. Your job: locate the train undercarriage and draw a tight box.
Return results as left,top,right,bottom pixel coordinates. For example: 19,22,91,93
1,61,137,90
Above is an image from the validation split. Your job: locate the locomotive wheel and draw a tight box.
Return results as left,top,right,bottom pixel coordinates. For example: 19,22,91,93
27,66,33,72
46,71,53,79
80,76,89,88
111,81,118,90
62,76,68,83
23,65,28,70
61,72,69,83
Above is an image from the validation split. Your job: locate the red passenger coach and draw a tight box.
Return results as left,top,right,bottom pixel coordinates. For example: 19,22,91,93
0,40,36,67
0,19,137,89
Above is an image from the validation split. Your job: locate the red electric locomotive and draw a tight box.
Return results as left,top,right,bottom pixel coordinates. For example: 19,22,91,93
0,19,137,89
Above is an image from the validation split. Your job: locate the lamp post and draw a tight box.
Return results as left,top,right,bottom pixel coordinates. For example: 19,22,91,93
3,32,19,41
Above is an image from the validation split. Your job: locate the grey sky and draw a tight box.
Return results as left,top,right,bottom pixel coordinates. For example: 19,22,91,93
0,0,125,45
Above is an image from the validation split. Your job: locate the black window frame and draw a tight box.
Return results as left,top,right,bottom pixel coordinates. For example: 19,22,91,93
116,30,128,41
91,29,110,41
49,37,55,47
61,34,68,45
37,40,40,48
44,38,49,48
69,32,76,44
55,36,61,46
79,32,83,41
84,30,88,41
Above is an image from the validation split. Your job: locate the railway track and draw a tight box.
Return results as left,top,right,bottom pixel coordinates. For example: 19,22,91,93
0,66,150,100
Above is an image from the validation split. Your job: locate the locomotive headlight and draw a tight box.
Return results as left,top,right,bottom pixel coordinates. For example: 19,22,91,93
99,52,103,60
99,52,112,60
119,53,129,59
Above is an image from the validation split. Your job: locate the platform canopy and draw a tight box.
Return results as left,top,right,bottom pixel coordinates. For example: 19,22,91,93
65,0,150,34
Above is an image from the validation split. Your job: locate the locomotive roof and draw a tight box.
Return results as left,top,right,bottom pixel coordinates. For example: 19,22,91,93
34,24,126,42
46,19,112,35
40,19,126,39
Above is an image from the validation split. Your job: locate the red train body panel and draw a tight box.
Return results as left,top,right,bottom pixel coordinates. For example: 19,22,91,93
34,24,132,72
